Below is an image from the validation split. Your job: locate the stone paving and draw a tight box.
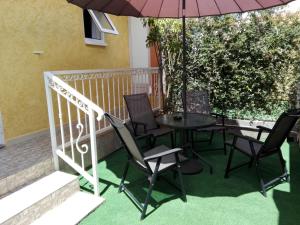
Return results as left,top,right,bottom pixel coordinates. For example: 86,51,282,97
0,130,54,197
0,125,119,197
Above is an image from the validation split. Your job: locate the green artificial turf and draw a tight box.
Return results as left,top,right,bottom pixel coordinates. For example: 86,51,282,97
79,133,300,225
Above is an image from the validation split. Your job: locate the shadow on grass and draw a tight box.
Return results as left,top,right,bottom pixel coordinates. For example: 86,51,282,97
102,149,185,215
273,142,300,225
81,127,299,221
80,176,119,196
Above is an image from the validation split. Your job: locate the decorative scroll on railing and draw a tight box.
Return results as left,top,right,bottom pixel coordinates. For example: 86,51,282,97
44,68,160,196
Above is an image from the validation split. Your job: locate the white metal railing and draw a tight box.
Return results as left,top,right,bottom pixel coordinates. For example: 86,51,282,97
44,68,161,196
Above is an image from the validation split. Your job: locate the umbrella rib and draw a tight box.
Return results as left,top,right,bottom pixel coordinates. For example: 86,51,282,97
139,0,149,17
231,0,243,12
177,0,180,17
195,0,201,17
254,0,265,9
158,0,165,18
212,0,222,15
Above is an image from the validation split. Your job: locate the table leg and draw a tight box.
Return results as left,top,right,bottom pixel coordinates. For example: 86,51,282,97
179,130,201,175
180,129,213,175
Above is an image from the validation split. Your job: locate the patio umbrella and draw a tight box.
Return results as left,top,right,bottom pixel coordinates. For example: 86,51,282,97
67,0,295,115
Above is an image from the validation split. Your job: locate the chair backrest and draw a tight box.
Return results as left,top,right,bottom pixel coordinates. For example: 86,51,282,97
260,109,300,155
105,113,145,165
186,90,211,114
124,93,158,135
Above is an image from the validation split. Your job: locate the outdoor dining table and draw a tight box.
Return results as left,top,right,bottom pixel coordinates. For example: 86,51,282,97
156,112,216,175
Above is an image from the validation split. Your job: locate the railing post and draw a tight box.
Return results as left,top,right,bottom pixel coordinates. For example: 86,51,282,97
88,108,100,196
44,72,59,170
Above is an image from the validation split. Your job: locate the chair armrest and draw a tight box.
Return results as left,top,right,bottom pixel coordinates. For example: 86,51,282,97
257,125,272,132
211,112,227,126
228,131,263,145
256,125,272,140
144,148,183,161
210,112,228,119
232,134,263,156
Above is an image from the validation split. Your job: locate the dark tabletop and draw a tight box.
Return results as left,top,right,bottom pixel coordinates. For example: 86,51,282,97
156,112,216,129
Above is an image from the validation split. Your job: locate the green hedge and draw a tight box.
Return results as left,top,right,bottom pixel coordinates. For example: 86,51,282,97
145,10,300,120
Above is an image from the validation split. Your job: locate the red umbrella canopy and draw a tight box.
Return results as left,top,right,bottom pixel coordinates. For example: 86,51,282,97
67,0,294,18
67,0,295,115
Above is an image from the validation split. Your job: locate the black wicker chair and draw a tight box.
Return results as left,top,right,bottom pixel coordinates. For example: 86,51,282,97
105,113,186,220
186,90,227,154
224,109,300,196
124,93,174,147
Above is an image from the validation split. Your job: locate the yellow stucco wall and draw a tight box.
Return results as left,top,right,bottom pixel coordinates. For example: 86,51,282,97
0,0,130,140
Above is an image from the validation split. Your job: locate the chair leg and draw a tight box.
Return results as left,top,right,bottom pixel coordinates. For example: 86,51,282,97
176,164,186,202
224,146,235,178
222,129,227,155
119,161,130,193
255,160,266,197
278,151,289,181
140,172,158,220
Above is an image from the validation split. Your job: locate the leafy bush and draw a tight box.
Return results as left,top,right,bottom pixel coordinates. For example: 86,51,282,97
145,10,300,120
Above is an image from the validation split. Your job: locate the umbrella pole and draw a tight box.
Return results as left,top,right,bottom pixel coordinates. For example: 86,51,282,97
182,0,187,118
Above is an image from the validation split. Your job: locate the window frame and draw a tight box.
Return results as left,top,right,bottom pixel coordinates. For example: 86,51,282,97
83,10,119,46
88,10,119,35
84,37,107,46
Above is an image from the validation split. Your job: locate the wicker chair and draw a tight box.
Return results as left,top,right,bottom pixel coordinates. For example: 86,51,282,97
186,90,227,154
224,109,300,196
105,113,186,220
124,93,174,147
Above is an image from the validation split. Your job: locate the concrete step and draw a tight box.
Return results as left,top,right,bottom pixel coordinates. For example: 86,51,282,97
0,171,79,225
31,191,105,225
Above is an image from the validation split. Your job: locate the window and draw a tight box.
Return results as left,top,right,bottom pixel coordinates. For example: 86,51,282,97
83,9,119,46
